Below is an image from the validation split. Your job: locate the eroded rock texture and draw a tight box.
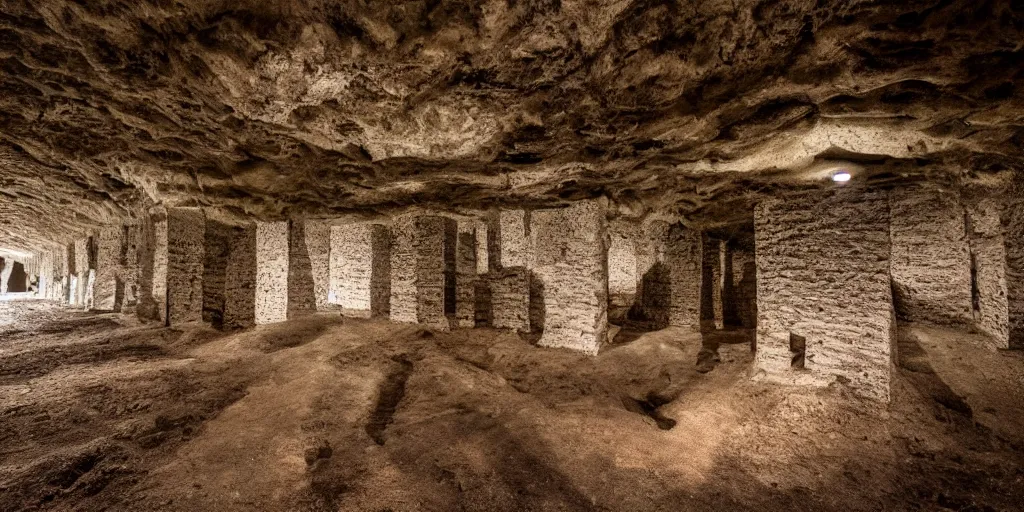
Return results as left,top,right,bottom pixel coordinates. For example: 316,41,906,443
755,189,895,401
3,0,1023,256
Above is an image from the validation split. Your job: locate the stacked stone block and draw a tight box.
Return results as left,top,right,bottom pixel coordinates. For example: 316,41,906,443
889,189,973,325
491,268,530,331
456,220,478,328
223,224,257,329
389,215,455,329
202,217,233,325
530,200,609,355
330,223,391,318
608,220,638,308
1004,201,1024,349
255,222,289,324
94,227,123,311
166,208,206,324
754,190,895,402
665,224,703,329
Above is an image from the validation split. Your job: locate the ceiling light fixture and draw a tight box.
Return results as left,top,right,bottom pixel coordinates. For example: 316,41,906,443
832,171,851,183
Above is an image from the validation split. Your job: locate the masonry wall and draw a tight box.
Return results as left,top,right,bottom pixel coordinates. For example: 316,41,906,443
608,220,638,307
530,200,608,354
74,237,90,307
456,220,478,328
666,225,703,329
390,216,418,324
701,235,721,330
635,220,669,325
139,210,168,323
94,227,123,311
288,220,331,317
166,208,205,324
119,223,142,313
331,223,391,318
223,224,257,329
1003,201,1024,349
255,222,289,325
731,247,757,329
489,209,529,269
417,216,455,330
889,189,973,326
203,218,233,326
966,200,1009,347
491,268,530,331
755,190,895,402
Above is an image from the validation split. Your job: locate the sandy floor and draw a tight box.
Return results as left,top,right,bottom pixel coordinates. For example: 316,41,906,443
2,298,1023,511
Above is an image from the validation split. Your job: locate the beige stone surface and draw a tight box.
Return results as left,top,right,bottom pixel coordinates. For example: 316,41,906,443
754,189,895,402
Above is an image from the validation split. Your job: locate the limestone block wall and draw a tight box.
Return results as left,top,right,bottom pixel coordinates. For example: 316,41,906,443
119,223,142,313
288,220,331,317
417,216,456,330
389,215,455,329
530,200,608,355
754,190,895,402
491,268,530,331
139,210,168,323
608,220,638,307
1004,202,1024,349
166,208,205,324
966,200,1010,347
255,221,289,325
665,225,703,329
73,237,90,307
489,209,529,269
203,218,233,325
889,189,972,325
223,224,257,329
474,223,489,274
456,220,478,328
0,258,12,293
731,247,757,329
331,223,391,318
94,227,123,311
635,220,670,324
701,235,722,330
390,216,418,323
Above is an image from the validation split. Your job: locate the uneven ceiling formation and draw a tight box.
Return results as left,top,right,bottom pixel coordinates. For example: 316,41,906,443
0,0,1022,253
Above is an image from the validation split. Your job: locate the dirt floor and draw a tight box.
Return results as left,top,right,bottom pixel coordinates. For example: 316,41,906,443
2,297,1024,511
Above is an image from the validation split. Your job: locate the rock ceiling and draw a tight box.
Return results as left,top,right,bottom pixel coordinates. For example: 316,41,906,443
0,0,1022,254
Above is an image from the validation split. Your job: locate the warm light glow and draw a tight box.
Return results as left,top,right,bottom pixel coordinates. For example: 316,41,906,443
832,172,851,183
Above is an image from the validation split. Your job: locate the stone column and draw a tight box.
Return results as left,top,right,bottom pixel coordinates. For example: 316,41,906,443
94,227,123,311
389,215,456,330
608,220,638,308
665,224,703,329
202,217,233,326
166,208,206,324
288,220,331,318
330,223,391,318
455,220,478,328
754,189,895,402
484,210,531,332
221,221,289,327
889,188,973,325
0,258,11,293
530,200,609,355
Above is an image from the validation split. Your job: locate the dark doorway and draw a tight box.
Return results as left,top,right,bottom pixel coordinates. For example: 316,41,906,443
9,261,28,292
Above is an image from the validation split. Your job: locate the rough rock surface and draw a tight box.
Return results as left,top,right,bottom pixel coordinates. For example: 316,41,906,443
755,188,894,401
531,200,608,354
3,0,1024,256
889,188,972,326
966,200,1010,348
